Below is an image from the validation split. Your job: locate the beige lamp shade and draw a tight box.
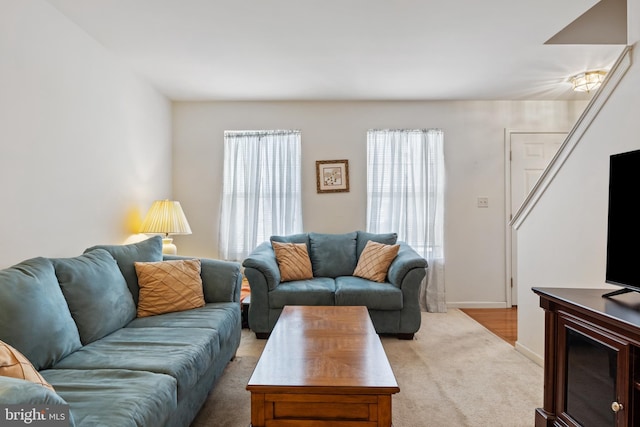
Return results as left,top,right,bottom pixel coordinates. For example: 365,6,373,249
139,200,192,254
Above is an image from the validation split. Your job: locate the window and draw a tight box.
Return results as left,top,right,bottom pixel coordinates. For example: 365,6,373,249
219,130,303,261
366,129,445,312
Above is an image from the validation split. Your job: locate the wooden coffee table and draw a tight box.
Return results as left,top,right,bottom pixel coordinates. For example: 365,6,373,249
246,305,399,427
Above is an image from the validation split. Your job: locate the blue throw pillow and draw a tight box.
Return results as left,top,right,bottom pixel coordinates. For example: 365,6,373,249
309,232,357,278
0,257,82,370
356,231,398,259
85,236,163,304
52,249,137,345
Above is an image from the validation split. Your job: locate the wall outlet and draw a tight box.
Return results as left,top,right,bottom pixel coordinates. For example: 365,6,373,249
477,197,489,208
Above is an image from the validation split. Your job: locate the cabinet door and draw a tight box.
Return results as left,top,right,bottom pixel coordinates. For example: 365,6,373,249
557,315,630,427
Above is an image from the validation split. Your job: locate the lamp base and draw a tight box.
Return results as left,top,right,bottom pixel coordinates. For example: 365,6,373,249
162,237,178,255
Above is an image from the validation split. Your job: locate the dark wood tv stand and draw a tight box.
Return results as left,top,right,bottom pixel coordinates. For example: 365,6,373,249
533,287,640,427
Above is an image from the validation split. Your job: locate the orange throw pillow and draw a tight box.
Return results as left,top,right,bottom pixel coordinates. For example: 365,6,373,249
272,242,314,282
0,340,55,391
134,259,205,318
353,241,400,283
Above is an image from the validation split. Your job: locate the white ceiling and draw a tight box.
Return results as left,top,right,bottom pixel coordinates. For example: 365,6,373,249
44,0,626,101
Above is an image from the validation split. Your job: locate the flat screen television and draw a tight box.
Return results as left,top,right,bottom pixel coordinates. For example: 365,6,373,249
604,148,640,297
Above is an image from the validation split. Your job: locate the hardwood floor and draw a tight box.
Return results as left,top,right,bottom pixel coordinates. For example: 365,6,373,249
460,307,517,346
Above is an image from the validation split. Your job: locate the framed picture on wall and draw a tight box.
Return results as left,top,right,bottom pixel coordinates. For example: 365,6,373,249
316,159,349,193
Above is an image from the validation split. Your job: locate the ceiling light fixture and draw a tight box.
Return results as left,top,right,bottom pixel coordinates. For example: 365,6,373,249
570,70,607,93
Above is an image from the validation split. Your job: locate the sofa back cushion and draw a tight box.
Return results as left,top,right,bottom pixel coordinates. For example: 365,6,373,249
309,232,357,278
52,249,137,345
271,233,310,249
84,236,163,304
0,257,82,370
356,231,398,259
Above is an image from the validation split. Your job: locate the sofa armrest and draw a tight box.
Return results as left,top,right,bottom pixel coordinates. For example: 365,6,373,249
163,255,242,303
242,242,281,334
387,242,428,288
241,242,281,290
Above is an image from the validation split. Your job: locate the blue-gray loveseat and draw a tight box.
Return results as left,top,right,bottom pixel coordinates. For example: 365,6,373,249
243,231,428,339
0,236,242,427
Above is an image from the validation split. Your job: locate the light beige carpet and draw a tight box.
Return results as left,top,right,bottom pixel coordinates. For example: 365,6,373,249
190,309,543,427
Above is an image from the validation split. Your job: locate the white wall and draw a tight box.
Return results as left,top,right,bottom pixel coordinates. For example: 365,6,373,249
516,0,640,364
0,0,594,311
173,100,586,307
0,0,172,268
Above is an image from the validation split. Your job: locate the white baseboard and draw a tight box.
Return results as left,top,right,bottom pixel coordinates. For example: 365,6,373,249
515,341,543,367
447,301,508,309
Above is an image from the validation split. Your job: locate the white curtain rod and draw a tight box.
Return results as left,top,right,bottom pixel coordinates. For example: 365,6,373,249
224,130,301,137
368,128,442,133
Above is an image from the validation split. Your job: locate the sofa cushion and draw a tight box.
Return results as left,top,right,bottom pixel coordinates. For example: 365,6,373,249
134,259,205,317
0,376,69,406
0,340,55,392
272,242,313,281
52,327,219,400
42,368,176,427
335,276,403,310
126,302,240,349
309,232,357,278
269,278,336,308
0,257,82,371
52,249,137,345
85,235,163,304
353,241,400,283
356,231,398,259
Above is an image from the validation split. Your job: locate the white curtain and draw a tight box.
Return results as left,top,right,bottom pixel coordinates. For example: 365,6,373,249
366,129,446,312
219,130,303,261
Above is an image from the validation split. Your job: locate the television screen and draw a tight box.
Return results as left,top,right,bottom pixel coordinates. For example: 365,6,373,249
605,149,640,294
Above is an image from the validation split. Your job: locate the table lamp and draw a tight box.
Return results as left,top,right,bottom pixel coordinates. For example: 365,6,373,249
139,200,192,254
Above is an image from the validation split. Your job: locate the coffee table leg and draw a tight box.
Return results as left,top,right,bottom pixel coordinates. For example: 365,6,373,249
250,393,265,427
378,395,392,427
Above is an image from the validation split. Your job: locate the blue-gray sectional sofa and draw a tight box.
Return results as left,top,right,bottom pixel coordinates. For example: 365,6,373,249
0,236,242,427
243,231,428,339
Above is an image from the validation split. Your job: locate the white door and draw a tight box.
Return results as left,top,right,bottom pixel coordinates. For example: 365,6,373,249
508,131,566,305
